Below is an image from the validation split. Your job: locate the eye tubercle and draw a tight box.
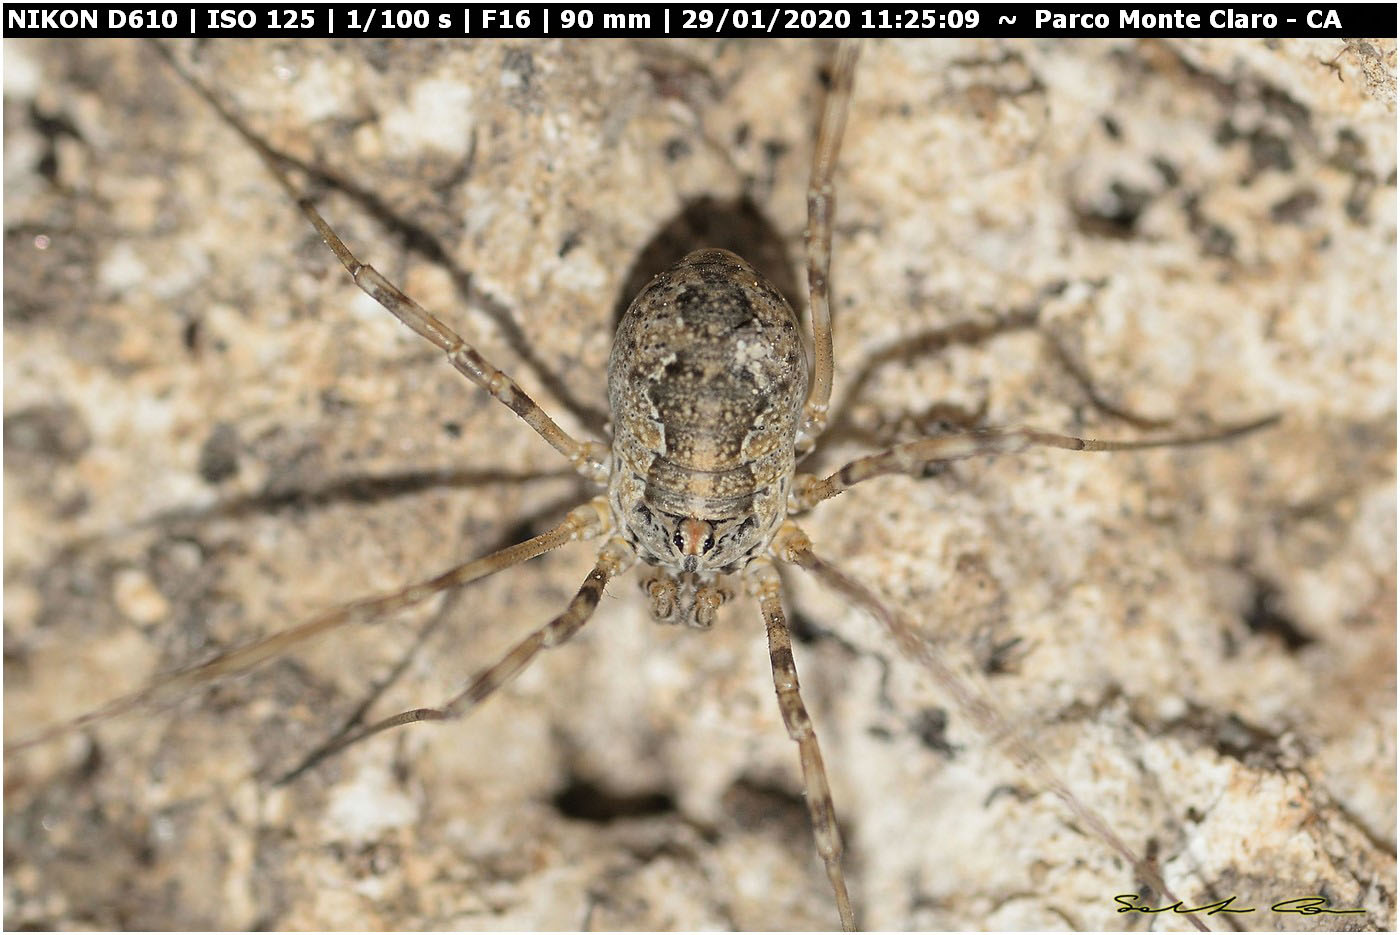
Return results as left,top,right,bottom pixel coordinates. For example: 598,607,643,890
679,517,712,556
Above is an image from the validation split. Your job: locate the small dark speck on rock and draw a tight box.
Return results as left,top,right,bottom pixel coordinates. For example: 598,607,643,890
1271,188,1320,224
502,49,535,93
198,422,241,484
182,318,201,352
912,707,957,758
4,402,91,465
1151,156,1180,188
663,137,691,162
1244,577,1315,653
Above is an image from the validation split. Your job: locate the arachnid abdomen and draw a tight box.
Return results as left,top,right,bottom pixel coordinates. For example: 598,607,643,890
607,249,806,609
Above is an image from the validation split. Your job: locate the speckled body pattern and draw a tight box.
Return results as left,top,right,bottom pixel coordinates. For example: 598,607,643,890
608,249,807,592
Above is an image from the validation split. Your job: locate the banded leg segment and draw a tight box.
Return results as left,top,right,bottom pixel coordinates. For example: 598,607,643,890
5,499,608,756
297,537,635,764
772,525,1210,933
798,40,860,456
793,414,1280,510
746,558,855,932
150,42,608,483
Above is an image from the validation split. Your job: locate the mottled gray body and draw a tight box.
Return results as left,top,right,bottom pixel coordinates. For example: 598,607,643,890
607,249,807,625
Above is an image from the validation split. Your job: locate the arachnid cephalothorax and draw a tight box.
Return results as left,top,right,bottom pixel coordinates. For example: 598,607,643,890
6,39,1392,931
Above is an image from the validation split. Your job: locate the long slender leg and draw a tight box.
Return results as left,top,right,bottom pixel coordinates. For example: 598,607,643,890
798,40,860,457
4,499,609,756
771,523,1211,934
149,41,608,483
293,537,634,766
793,414,1280,510
746,557,855,932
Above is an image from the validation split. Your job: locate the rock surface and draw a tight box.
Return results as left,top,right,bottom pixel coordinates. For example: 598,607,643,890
4,38,1395,931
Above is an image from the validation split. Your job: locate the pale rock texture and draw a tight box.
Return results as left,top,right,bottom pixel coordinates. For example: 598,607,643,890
4,38,1395,931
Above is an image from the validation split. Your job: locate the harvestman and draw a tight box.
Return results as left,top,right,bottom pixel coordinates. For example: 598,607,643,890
6,41,1279,930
